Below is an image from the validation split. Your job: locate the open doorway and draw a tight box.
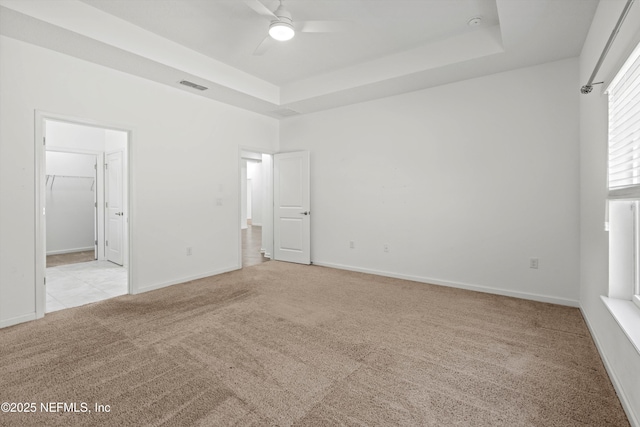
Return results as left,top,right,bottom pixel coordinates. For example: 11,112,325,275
38,118,130,313
240,150,272,267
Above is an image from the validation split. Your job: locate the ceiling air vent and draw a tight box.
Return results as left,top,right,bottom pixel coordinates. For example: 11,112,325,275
179,80,208,91
273,108,300,117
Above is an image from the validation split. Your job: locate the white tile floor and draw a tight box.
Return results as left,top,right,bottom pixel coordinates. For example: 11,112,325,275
46,260,128,313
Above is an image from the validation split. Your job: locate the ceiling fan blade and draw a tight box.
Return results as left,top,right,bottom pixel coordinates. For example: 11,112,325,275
244,0,277,19
253,36,275,56
297,20,352,33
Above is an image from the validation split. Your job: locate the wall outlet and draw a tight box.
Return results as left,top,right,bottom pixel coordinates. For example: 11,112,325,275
384,244,389,253
529,258,538,269
187,247,192,256
349,241,355,249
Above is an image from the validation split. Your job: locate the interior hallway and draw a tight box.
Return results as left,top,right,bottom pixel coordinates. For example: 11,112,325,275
243,222,269,267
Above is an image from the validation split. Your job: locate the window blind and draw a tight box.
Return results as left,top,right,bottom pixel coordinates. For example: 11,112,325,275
609,47,640,198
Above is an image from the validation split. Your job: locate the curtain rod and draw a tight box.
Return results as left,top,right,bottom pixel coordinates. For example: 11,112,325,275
581,0,635,94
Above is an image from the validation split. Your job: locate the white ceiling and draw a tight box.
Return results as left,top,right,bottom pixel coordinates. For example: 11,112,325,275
0,0,599,118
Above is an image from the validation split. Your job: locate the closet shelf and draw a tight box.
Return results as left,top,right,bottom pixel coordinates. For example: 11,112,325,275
46,174,95,190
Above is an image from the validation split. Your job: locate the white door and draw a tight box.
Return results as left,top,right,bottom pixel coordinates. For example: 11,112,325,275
105,151,124,265
274,151,311,264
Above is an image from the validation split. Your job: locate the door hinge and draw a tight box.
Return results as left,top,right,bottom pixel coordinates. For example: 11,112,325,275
43,137,46,145
95,240,98,245
44,277,46,285
106,240,109,247
105,163,108,170
95,202,97,208
94,163,97,170
106,201,109,208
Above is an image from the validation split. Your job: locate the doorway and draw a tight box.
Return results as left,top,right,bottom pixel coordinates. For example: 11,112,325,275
36,116,130,315
240,150,272,267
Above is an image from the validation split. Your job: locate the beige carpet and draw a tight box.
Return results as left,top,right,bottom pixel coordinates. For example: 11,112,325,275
47,250,95,268
0,262,629,426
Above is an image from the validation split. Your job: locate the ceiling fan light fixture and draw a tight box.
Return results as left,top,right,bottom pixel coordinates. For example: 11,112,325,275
269,21,295,41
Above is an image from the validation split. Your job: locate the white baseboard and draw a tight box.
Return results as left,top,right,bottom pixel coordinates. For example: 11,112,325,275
46,246,94,256
312,261,579,307
0,312,37,329
581,307,639,427
132,265,240,295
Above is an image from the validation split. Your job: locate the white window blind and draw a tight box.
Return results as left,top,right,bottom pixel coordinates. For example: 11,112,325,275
608,46,640,198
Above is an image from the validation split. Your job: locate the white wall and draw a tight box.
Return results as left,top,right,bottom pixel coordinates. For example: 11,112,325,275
579,1,640,425
46,120,106,151
0,35,278,327
280,58,580,306
247,160,263,226
261,153,274,257
46,151,96,254
241,159,248,229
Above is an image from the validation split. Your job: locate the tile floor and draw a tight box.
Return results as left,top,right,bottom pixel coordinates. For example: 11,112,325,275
45,225,261,313
46,260,128,313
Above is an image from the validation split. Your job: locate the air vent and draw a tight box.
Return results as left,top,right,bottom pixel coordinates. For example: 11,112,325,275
273,108,300,117
179,80,208,91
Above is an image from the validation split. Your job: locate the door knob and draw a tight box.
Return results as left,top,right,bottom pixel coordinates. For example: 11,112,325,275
300,211,310,215
115,212,123,216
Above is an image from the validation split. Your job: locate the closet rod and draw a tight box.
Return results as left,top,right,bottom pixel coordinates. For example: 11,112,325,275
46,175,95,190
581,0,635,94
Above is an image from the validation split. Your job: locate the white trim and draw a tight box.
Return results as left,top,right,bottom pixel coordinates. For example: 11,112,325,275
604,39,640,94
634,294,640,310
35,112,46,320
313,261,579,307
132,266,239,295
583,303,640,427
46,247,95,256
609,187,640,200
35,110,134,315
238,145,275,269
602,296,640,355
0,312,38,329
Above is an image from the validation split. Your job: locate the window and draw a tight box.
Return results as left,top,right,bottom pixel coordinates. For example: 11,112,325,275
607,41,640,310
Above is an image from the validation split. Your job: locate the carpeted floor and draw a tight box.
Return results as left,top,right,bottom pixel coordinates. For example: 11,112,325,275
0,262,629,426
47,250,96,268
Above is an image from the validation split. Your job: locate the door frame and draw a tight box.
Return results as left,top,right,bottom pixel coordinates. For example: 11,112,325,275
35,111,133,319
238,147,275,269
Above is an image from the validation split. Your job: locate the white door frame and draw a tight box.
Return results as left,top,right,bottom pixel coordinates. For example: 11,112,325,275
238,147,275,269
35,111,133,319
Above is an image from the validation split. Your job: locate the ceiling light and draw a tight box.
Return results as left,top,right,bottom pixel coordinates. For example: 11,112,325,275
269,21,295,41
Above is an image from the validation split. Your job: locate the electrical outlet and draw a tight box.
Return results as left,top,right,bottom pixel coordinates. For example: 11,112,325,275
529,258,538,269
384,244,389,253
349,241,355,249
187,247,192,256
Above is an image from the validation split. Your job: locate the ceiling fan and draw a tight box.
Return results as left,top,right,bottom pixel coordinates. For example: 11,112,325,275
244,0,351,55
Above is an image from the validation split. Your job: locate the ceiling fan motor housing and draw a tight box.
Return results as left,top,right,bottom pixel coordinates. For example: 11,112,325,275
269,4,295,40
273,4,292,23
